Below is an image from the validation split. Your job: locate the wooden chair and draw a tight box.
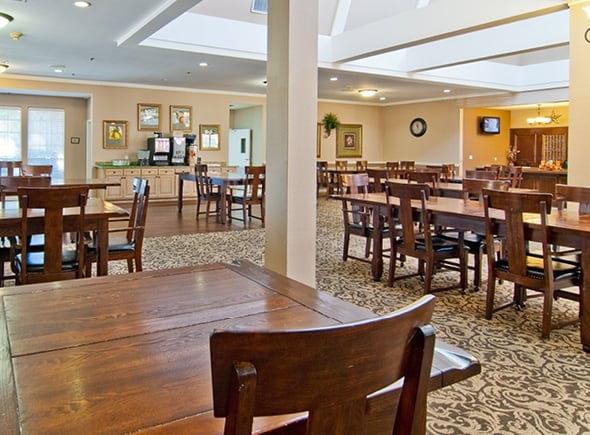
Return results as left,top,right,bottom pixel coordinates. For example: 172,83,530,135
0,175,51,205
400,160,415,171
210,295,436,435
355,160,368,171
316,160,329,197
13,186,89,285
195,164,222,220
340,173,374,261
551,184,590,258
407,170,440,196
385,181,467,293
85,178,150,275
366,168,391,193
0,161,22,176
335,160,348,171
482,189,581,338
505,165,523,188
442,178,511,291
21,164,53,176
386,161,404,179
229,165,265,224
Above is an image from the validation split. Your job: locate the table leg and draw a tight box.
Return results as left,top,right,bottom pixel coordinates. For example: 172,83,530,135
219,184,228,224
582,239,590,352
96,218,108,276
177,175,184,213
371,206,384,281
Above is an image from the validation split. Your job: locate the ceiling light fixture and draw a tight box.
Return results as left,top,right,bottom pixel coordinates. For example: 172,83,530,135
358,89,377,97
51,64,66,73
526,104,551,125
74,1,91,8
199,62,208,67
0,12,14,29
329,77,338,81
0,63,8,73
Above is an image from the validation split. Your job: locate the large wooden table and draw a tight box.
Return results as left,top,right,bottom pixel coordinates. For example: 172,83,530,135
0,261,480,434
332,192,590,351
0,197,128,276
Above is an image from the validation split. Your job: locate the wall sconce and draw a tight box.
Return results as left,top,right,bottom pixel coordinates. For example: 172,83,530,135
0,12,13,29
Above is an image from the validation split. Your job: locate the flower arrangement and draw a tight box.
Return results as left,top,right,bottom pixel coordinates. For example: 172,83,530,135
507,145,519,164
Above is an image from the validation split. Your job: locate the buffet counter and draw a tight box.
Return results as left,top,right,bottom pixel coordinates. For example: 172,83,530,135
520,167,567,194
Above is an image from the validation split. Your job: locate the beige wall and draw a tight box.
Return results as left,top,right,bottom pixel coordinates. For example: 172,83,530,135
462,108,511,173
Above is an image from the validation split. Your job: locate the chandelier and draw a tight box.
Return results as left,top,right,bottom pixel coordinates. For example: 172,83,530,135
527,104,551,125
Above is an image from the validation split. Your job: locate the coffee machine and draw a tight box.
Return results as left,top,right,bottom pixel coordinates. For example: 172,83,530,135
170,136,186,165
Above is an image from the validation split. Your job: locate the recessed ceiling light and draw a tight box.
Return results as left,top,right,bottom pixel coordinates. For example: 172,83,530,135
358,89,377,97
50,64,66,73
379,96,386,101
330,77,338,81
443,89,451,93
199,62,208,67
74,1,91,8
0,12,14,29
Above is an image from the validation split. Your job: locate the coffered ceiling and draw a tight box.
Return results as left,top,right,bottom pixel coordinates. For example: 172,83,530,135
0,0,571,105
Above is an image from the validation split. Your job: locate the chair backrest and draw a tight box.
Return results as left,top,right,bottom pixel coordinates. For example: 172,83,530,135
21,164,53,177
210,295,436,435
407,170,440,195
464,170,497,180
17,186,89,284
194,164,214,198
0,161,22,176
126,178,150,245
555,184,590,215
340,172,369,193
335,160,348,171
506,165,523,188
356,160,368,171
0,175,52,204
386,181,431,252
462,178,511,201
482,189,552,277
243,165,265,204
366,168,391,192
316,161,328,187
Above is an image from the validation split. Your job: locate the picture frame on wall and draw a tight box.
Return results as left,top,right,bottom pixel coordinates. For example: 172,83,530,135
317,122,322,158
103,120,128,149
137,103,161,131
170,105,192,131
336,124,362,158
199,124,220,151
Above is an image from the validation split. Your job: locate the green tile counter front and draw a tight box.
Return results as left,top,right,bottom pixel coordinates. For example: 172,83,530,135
520,167,567,195
95,165,195,201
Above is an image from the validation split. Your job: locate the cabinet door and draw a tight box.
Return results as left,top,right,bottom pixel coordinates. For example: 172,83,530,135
104,169,124,200
157,168,176,197
512,131,539,166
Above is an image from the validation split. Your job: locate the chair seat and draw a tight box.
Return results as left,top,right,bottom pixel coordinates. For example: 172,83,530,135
399,235,462,254
495,257,581,281
15,250,79,272
88,235,135,253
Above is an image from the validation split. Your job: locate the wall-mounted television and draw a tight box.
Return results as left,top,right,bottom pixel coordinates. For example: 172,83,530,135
480,116,500,134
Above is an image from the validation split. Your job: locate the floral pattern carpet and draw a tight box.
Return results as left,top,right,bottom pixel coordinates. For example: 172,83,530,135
110,199,590,434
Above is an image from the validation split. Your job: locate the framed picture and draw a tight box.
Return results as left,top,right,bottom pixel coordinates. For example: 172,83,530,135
137,103,161,131
336,124,362,158
316,122,322,158
199,124,220,151
170,105,192,131
103,120,128,149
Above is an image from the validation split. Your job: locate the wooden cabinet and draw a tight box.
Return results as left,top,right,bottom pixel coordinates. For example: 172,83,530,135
520,168,567,195
510,127,568,167
96,166,195,201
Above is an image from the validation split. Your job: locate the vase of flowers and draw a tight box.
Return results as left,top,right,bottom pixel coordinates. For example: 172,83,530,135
507,145,519,165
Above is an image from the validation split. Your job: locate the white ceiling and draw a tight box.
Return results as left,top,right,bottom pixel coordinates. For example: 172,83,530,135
0,0,571,106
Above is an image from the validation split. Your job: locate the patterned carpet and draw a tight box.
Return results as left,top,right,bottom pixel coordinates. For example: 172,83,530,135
111,199,590,434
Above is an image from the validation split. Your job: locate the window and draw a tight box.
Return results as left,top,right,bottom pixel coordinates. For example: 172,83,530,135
27,108,65,179
0,106,22,160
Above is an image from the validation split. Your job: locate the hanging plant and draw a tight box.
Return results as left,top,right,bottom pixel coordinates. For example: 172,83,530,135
322,112,340,137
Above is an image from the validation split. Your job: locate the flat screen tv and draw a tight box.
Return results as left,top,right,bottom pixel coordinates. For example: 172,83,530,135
480,116,500,134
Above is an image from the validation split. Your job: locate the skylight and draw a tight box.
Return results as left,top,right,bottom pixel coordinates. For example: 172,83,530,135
251,0,267,15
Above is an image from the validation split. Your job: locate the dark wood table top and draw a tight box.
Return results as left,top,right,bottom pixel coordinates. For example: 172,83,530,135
0,261,480,434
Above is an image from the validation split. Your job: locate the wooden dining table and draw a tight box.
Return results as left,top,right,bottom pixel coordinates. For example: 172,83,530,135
332,191,590,352
0,261,480,434
0,197,128,277
177,170,248,223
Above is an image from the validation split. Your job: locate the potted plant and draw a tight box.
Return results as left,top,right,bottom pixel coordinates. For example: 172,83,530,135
322,112,340,137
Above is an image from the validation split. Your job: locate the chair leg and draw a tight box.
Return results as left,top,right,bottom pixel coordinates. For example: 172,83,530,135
127,258,134,273
473,247,483,292
424,260,434,294
485,272,496,320
387,246,398,287
541,286,554,339
343,233,350,261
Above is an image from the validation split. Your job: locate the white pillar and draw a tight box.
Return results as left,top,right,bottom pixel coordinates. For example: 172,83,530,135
265,0,318,286
567,1,590,185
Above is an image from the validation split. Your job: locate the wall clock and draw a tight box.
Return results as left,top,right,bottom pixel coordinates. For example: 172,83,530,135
410,118,427,137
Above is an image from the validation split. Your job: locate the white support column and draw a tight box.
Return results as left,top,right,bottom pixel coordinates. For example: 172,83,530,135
567,1,590,185
265,0,318,286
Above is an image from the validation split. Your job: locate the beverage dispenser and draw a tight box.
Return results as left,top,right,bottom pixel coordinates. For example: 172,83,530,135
147,137,172,165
